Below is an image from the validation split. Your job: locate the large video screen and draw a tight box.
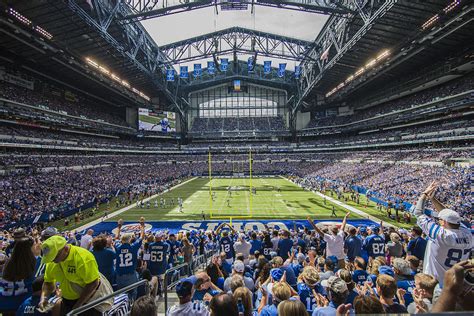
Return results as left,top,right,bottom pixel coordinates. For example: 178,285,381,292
138,108,176,132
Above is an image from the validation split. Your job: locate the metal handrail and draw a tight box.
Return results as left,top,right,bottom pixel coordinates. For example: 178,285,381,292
163,262,190,312
66,279,147,316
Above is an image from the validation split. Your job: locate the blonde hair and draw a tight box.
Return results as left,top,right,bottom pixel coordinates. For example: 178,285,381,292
272,282,292,302
233,287,253,316
300,266,320,286
277,300,308,316
414,273,438,295
370,259,383,275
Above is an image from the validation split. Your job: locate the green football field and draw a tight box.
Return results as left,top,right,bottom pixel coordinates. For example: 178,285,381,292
106,177,363,222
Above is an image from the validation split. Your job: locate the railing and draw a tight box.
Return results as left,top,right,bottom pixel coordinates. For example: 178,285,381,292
163,263,190,312
66,279,147,316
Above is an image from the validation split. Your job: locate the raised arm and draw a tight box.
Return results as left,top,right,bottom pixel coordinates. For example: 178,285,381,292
341,212,350,232
307,216,324,237
414,181,437,217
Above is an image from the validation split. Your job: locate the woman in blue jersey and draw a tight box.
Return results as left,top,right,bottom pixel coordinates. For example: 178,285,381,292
296,266,322,314
0,237,37,315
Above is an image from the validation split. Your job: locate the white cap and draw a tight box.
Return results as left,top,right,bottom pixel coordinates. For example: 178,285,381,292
233,260,245,273
438,209,461,224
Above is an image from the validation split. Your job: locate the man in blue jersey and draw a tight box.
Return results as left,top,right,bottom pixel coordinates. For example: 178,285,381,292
115,221,145,299
249,232,262,255
351,257,369,285
216,223,236,264
407,226,427,261
363,222,385,262
344,227,362,262
277,230,293,261
146,232,169,297
392,258,415,306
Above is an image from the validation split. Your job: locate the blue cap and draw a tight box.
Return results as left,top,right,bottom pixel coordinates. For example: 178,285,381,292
328,255,339,265
378,266,394,277
271,268,283,281
359,226,367,233
370,225,380,232
176,279,194,298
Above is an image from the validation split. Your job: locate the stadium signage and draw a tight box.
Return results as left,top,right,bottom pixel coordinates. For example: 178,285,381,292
111,223,153,235
91,220,372,235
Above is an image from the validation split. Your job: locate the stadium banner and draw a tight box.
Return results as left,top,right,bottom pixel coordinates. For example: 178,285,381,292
166,69,175,82
220,58,229,72
180,66,188,78
278,63,286,77
247,57,254,72
263,61,271,74
193,64,202,77
294,66,301,79
88,219,377,235
207,61,216,74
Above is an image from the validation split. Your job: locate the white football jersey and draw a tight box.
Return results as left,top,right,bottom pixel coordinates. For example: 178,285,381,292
417,215,472,286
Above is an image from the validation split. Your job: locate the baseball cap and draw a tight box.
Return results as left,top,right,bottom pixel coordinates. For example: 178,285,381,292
398,229,408,235
359,226,367,233
41,227,59,241
321,276,348,293
233,260,245,273
41,236,67,264
369,225,380,232
378,265,395,277
438,209,461,224
176,280,194,298
271,268,283,281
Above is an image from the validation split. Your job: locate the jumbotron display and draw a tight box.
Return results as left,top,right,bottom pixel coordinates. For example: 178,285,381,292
138,107,176,132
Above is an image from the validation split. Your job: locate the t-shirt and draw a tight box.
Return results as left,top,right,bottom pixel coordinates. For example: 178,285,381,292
233,240,251,259
323,231,345,260
219,236,235,260
115,239,142,275
44,245,100,300
16,295,51,316
277,238,293,260
192,288,220,301
363,234,385,258
383,303,408,313
262,242,274,260
352,269,369,285
167,301,210,316
249,239,262,255
167,240,181,264
344,235,362,261
147,241,169,275
79,234,93,249
260,304,278,316
297,283,316,313
92,248,116,284
407,236,427,261
397,278,415,306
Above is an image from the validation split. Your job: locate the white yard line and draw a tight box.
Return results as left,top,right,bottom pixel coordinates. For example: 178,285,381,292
73,177,198,232
281,177,395,227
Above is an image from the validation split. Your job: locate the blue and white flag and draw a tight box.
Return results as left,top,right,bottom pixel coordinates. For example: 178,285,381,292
220,58,229,72
207,61,215,75
264,61,271,74
166,69,175,81
180,66,188,78
193,64,202,77
294,66,301,79
278,63,286,78
248,57,254,72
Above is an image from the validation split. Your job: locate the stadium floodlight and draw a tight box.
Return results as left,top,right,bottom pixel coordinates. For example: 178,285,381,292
34,26,53,40
422,14,439,30
444,0,461,14
8,8,32,26
98,66,110,75
86,58,99,68
355,67,365,76
376,50,390,61
121,80,130,88
365,59,376,68
111,74,121,82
